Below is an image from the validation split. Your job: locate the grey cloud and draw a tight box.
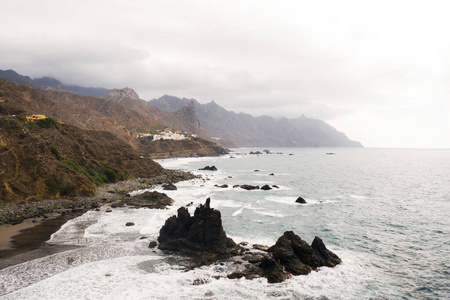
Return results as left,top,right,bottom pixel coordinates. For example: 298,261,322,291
1,0,449,147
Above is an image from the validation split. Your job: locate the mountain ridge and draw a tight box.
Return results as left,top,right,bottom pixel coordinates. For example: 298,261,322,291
0,69,110,97
0,69,362,148
149,95,362,148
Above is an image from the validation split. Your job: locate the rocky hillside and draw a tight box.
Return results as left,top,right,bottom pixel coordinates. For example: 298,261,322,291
0,116,165,203
103,88,207,139
149,95,362,148
139,137,228,158
40,89,165,149
0,78,160,149
0,76,228,162
0,73,227,155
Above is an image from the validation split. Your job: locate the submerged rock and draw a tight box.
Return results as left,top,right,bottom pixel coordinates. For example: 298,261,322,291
240,184,259,190
215,184,228,188
199,166,218,171
260,184,272,190
162,182,177,190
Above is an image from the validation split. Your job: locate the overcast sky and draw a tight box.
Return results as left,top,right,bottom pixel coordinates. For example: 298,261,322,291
1,0,449,148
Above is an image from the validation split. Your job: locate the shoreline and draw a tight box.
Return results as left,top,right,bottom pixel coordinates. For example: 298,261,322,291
0,169,196,266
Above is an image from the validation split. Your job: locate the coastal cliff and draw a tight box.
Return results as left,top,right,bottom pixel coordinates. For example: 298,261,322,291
0,116,164,203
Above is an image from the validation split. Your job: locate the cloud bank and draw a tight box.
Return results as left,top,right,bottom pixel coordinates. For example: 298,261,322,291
1,0,449,148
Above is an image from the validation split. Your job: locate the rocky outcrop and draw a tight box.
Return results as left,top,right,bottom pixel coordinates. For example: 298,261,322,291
239,185,259,190
295,197,307,204
157,198,239,256
156,200,341,284
225,231,341,283
199,166,217,171
270,231,341,273
260,184,272,190
214,184,228,188
140,138,229,159
162,182,177,190
119,191,174,209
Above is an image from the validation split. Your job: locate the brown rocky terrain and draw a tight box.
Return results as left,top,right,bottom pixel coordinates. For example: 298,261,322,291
103,88,208,140
0,79,147,149
139,136,228,158
0,78,227,154
0,116,164,203
0,78,228,203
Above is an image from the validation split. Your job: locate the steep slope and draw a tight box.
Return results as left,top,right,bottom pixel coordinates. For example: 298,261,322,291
40,89,164,148
103,88,205,138
103,88,228,156
139,137,228,158
0,117,164,203
1,78,228,160
288,115,362,147
0,78,166,149
149,95,362,147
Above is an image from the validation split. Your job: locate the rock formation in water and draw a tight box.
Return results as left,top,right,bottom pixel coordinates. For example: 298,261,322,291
295,196,307,204
156,198,342,283
158,198,238,256
162,182,177,190
198,166,218,171
119,191,174,209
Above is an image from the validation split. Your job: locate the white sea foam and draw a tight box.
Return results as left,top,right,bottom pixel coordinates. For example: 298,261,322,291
253,210,285,218
1,247,384,300
231,204,253,217
264,196,300,205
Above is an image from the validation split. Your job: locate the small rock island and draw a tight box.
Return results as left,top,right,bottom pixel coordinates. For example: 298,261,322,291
156,198,341,283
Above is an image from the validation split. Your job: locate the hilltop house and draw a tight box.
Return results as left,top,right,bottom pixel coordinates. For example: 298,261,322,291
26,115,46,122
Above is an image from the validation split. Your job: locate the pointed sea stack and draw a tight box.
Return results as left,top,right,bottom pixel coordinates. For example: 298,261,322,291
157,198,238,256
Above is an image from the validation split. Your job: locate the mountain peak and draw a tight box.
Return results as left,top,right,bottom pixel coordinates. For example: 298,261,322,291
105,87,140,102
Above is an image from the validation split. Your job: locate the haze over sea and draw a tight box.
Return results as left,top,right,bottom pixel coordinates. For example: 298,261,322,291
1,148,449,299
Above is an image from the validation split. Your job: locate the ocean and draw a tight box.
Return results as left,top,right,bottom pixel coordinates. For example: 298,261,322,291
1,148,449,299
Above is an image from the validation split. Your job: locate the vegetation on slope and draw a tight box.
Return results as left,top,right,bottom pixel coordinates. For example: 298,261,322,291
0,116,164,204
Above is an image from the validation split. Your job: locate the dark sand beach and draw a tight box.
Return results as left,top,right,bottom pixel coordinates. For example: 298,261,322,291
0,212,84,265
0,170,196,269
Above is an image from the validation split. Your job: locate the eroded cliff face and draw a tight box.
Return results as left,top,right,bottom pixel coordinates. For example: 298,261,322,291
139,137,228,158
0,117,164,204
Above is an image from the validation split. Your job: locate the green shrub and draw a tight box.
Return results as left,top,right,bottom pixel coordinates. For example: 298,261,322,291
37,117,59,128
44,177,59,195
62,159,78,171
104,168,117,182
49,144,61,160
61,159,126,185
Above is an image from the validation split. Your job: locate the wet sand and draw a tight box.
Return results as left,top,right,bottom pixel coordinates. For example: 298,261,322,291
0,170,197,269
0,212,83,268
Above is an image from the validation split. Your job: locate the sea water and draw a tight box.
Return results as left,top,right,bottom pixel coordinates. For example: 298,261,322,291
1,148,449,299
